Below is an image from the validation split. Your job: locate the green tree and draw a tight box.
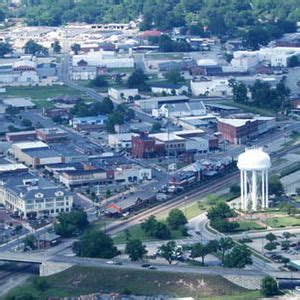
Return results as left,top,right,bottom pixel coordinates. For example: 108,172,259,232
125,239,147,261
269,175,284,196
166,208,187,230
288,55,299,67
127,69,148,90
265,233,277,243
0,42,12,57
74,230,119,258
229,184,240,195
23,234,37,250
164,70,184,84
261,276,279,297
90,75,108,87
223,244,252,268
23,39,48,56
229,80,248,103
282,231,294,240
154,222,171,239
264,242,277,252
151,122,162,133
158,241,176,264
207,202,235,220
218,237,234,263
51,40,61,53
191,242,209,265
141,215,158,236
54,210,89,237
21,118,32,127
71,43,81,54
5,105,20,115
242,27,270,50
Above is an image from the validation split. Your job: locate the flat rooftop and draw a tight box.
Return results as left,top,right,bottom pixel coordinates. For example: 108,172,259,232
13,141,48,150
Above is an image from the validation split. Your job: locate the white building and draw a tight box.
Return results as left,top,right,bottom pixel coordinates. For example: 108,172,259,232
237,148,271,211
231,52,260,71
72,50,134,69
114,165,152,182
191,78,232,97
0,173,73,219
108,133,138,150
150,84,189,96
108,88,139,101
152,101,206,119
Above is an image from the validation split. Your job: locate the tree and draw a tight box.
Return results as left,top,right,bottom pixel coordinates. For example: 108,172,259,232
5,105,20,115
141,215,158,236
166,208,187,230
288,55,299,67
282,231,294,241
90,75,108,87
265,233,277,243
125,239,147,261
207,202,235,220
229,80,248,103
268,175,284,196
74,230,119,258
261,276,279,297
229,184,240,195
21,118,32,127
32,277,49,291
52,40,61,53
151,122,162,133
154,222,171,239
223,244,252,268
0,42,12,57
23,234,37,250
54,210,89,237
127,69,148,90
164,70,184,84
23,39,48,56
191,242,209,265
242,27,270,50
158,241,176,264
218,237,234,263
71,43,81,55
264,242,277,252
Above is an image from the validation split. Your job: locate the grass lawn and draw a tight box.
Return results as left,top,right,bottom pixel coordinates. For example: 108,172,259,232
235,221,266,232
4,85,81,100
266,216,300,228
3,266,258,300
279,162,300,177
113,222,184,244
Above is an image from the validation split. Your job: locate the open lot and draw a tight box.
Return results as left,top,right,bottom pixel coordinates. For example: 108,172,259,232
3,266,259,300
265,216,300,228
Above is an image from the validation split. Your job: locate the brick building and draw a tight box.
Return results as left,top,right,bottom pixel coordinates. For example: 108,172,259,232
217,118,258,144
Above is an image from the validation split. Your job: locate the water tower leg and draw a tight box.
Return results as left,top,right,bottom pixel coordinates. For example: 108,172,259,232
252,170,257,211
240,170,244,210
265,171,269,208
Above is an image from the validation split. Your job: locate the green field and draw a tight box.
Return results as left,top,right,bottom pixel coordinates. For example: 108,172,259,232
3,266,259,300
113,222,184,244
266,216,300,228
236,221,266,232
4,86,81,100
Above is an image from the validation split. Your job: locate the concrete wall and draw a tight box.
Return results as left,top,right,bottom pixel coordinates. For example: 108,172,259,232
40,261,74,277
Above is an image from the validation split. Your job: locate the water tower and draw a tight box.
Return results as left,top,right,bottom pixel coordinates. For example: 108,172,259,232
237,148,271,211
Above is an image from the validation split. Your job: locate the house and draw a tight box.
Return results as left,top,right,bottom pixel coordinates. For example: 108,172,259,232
72,65,97,80
37,232,61,249
150,83,188,96
70,115,108,131
191,78,232,98
135,95,190,112
108,88,139,101
152,101,206,118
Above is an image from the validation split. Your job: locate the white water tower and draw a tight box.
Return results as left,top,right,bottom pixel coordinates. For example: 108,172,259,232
237,147,271,211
